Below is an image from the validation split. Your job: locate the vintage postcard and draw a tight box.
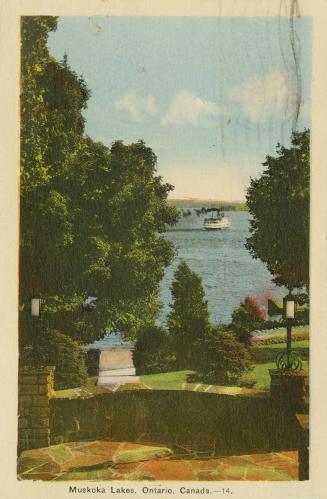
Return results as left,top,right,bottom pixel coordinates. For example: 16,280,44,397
1,1,327,498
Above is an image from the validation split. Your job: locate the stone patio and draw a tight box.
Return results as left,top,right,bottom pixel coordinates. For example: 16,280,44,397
18,441,299,481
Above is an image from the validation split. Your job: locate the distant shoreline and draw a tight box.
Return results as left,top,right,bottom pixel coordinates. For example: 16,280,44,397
167,199,248,211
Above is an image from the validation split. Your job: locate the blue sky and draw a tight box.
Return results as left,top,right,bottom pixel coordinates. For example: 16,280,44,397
48,16,311,201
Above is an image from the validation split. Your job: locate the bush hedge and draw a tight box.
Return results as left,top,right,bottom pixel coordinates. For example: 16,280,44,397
193,329,253,384
133,325,176,374
20,329,87,390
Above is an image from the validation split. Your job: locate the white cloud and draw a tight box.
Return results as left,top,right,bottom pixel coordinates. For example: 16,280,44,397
145,94,157,115
115,92,157,121
230,68,299,123
161,90,221,126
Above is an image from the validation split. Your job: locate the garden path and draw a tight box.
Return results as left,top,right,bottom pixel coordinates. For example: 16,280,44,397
18,441,299,481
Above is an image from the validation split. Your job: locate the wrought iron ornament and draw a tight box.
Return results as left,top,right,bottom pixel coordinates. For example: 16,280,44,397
275,351,302,371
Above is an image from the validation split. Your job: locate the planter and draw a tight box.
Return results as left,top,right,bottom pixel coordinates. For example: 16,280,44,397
269,369,309,413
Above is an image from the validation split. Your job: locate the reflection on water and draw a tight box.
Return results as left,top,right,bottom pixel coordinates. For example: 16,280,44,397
159,211,286,325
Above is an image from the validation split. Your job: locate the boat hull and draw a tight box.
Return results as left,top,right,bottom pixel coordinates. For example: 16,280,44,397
203,218,231,230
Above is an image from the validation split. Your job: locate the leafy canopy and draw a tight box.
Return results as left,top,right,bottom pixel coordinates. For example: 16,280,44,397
20,16,178,347
246,130,310,290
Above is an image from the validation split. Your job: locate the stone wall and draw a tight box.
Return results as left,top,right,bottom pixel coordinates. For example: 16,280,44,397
18,366,308,457
50,390,300,456
18,366,55,454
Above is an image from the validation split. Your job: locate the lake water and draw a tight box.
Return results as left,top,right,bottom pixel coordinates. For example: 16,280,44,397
90,211,286,349
158,211,286,325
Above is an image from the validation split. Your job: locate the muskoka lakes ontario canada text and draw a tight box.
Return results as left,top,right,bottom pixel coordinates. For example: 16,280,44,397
68,485,233,495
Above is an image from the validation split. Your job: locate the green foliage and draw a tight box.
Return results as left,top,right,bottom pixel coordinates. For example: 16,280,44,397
294,292,309,306
267,299,282,317
237,374,256,388
246,130,310,290
194,329,253,385
133,325,176,374
167,261,210,368
19,17,178,348
252,338,309,359
253,337,292,346
20,16,89,301
230,297,265,346
20,330,87,390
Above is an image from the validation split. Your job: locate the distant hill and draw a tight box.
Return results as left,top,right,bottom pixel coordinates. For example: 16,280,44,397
167,199,248,211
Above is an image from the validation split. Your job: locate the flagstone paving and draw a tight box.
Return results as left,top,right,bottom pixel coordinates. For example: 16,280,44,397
18,440,299,481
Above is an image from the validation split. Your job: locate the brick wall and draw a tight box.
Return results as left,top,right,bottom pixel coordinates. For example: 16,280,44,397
18,366,55,454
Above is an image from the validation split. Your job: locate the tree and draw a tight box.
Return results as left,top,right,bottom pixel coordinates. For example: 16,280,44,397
133,325,175,374
20,17,90,302
230,297,265,346
57,137,177,342
246,130,310,290
168,261,210,368
20,16,91,359
194,329,253,385
19,16,178,352
20,329,87,390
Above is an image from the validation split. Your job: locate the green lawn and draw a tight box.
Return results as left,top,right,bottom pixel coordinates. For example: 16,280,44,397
54,376,103,398
54,339,309,396
140,339,309,392
252,339,309,362
141,370,194,390
250,339,309,390
250,360,309,390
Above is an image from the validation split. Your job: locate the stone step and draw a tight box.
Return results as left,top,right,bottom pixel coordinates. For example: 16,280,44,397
99,368,136,376
97,375,140,386
99,366,134,372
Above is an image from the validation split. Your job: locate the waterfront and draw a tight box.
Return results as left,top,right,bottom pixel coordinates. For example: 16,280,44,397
159,210,286,325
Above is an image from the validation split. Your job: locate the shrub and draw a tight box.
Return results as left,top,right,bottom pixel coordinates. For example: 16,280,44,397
253,330,309,346
82,348,101,376
237,375,256,388
20,329,87,390
133,325,176,374
250,317,309,333
230,297,265,346
194,329,253,385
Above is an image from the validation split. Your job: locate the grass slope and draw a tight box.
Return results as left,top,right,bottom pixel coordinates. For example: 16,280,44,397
250,339,309,390
141,370,193,390
54,339,309,395
140,339,309,392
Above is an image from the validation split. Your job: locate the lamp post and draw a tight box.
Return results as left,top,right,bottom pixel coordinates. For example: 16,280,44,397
283,293,297,369
31,296,42,317
29,295,43,364
275,292,302,371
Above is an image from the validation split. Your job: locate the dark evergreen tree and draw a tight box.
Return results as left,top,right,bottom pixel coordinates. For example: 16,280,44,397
195,329,253,385
168,261,210,368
